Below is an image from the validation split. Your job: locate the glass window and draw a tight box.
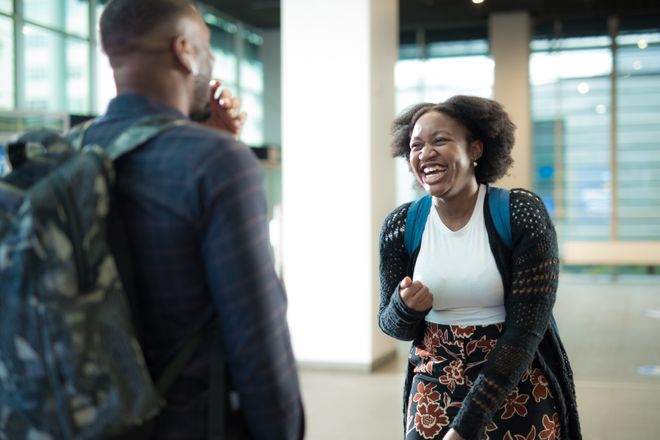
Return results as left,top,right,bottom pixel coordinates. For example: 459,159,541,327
0,16,13,109
65,0,88,37
23,25,89,113
241,58,263,94
421,56,494,100
95,45,116,114
240,91,263,146
530,40,613,240
0,0,12,13
23,26,61,111
206,14,265,147
239,45,263,146
426,39,490,57
532,32,660,242
66,37,89,114
210,25,238,91
616,32,660,239
395,41,494,113
94,3,115,114
213,48,237,91
24,0,89,37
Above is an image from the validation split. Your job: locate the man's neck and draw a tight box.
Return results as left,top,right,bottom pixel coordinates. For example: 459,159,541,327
114,68,189,116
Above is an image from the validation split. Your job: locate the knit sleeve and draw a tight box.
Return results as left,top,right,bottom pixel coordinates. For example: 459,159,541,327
377,203,427,341
452,189,559,440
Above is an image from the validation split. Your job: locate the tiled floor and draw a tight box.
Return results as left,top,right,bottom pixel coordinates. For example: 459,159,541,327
299,274,660,439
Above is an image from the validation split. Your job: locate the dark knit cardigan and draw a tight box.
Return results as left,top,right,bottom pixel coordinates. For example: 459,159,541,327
378,188,581,440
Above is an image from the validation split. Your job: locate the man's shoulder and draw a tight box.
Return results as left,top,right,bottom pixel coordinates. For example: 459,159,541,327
153,121,258,170
159,121,242,152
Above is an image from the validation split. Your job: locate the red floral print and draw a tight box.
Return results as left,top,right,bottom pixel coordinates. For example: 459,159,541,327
414,359,433,375
413,381,441,407
441,392,462,410
407,323,559,440
552,413,561,439
414,346,432,358
414,402,449,439
423,327,442,351
466,335,496,356
514,425,537,440
439,360,464,393
539,413,559,440
451,325,475,338
501,388,529,419
483,421,499,440
530,368,552,403
520,365,533,383
414,348,447,376
475,335,496,351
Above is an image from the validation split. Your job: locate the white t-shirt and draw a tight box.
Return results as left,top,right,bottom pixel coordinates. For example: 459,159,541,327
413,184,506,325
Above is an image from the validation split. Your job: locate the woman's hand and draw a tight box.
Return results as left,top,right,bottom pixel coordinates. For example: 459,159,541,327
442,428,464,440
399,276,433,312
200,79,247,139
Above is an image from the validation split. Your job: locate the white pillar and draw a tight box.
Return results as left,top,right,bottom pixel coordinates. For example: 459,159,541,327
281,0,398,369
489,12,532,190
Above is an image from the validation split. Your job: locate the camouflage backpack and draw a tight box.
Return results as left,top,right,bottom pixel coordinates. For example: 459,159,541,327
0,116,220,439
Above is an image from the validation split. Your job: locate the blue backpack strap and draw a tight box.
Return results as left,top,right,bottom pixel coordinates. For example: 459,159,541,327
487,185,561,334
404,195,432,256
487,185,512,249
406,189,510,255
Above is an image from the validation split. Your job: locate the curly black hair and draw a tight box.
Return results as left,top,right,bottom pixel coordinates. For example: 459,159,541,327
391,95,515,184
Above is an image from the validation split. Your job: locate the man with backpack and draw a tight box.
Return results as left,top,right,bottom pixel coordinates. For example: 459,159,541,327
84,0,303,438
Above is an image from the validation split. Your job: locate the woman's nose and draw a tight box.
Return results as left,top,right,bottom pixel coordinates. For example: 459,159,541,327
419,142,435,159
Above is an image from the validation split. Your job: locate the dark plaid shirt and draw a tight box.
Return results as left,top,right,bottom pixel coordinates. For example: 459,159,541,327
84,95,303,440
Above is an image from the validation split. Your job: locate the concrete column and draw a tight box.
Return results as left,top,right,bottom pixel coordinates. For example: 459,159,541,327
281,0,398,369
489,12,532,189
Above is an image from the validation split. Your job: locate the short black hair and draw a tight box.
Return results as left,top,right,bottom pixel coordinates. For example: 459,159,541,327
100,0,194,55
391,95,515,184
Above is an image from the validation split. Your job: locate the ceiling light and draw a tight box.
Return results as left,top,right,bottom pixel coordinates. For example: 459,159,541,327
472,0,484,4
638,39,648,49
577,82,590,94
595,104,607,114
633,60,643,70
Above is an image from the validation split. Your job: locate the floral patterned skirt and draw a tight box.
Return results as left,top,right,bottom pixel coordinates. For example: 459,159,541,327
406,322,560,440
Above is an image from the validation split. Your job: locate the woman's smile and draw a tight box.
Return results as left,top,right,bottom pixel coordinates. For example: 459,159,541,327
419,162,448,186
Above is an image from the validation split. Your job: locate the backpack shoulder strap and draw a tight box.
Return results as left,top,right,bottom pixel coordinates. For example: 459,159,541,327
487,185,512,249
105,115,190,160
404,188,512,254
66,118,97,150
66,115,190,159
487,186,561,334
404,195,432,256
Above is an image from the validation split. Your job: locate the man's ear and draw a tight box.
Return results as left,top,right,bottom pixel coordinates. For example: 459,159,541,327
172,35,198,76
470,140,484,161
